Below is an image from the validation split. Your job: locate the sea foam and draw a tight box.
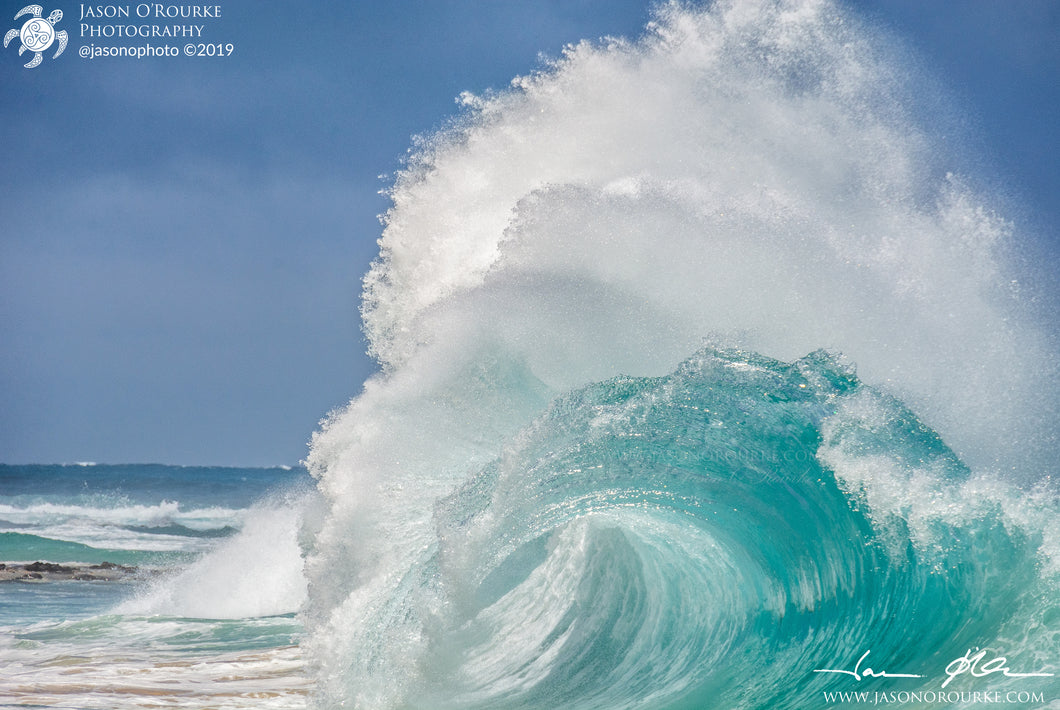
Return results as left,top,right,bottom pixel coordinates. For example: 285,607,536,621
301,1,1058,707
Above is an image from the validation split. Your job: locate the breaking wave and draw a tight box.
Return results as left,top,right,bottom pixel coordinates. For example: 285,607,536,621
300,1,1059,707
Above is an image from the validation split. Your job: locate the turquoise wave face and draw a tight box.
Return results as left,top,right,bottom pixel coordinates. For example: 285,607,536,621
345,349,1057,709
301,1,1060,705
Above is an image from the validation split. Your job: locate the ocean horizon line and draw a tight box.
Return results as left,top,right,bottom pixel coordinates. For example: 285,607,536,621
0,461,305,470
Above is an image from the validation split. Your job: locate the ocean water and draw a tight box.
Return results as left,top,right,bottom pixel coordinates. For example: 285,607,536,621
301,0,1060,707
0,464,313,708
5,0,1060,708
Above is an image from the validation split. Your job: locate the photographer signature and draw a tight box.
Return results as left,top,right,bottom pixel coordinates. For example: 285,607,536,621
813,648,1054,688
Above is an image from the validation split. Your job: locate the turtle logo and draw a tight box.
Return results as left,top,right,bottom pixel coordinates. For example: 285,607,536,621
4,5,68,68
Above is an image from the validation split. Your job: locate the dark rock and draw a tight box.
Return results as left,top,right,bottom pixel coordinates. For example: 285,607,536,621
89,561,136,572
1,560,147,582
25,561,72,573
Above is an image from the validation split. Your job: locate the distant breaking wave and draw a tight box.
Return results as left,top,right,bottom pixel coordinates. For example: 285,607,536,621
301,1,1059,708
0,500,243,552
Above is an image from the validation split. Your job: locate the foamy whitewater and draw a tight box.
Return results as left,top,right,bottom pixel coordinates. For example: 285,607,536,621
301,0,1059,707
0,464,312,708
3,1,1058,708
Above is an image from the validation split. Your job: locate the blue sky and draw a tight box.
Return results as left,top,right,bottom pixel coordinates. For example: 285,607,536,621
1,1,1056,466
